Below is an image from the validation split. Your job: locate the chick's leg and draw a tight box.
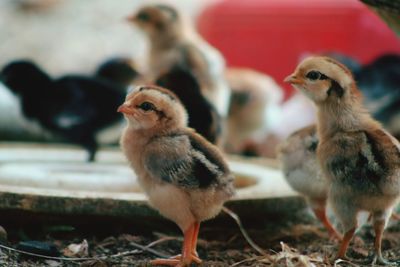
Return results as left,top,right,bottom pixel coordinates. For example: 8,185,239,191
372,210,391,265
150,223,201,266
330,188,358,261
191,222,201,257
312,206,342,241
181,222,202,265
336,227,356,260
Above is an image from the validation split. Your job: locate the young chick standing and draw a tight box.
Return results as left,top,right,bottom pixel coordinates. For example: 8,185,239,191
126,4,231,118
118,85,235,266
278,124,341,240
285,56,400,264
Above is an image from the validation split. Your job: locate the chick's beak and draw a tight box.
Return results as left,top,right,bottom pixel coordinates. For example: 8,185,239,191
125,14,136,23
284,74,303,85
117,104,134,115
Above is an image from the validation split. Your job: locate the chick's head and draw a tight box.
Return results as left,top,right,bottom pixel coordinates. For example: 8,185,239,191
1,60,51,93
284,56,360,104
118,85,187,133
127,4,181,40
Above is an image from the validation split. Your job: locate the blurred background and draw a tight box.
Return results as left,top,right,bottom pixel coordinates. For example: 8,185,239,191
0,0,399,159
0,1,399,263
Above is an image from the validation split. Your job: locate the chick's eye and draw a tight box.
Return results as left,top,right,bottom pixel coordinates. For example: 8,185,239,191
306,71,321,81
137,12,150,22
138,101,155,112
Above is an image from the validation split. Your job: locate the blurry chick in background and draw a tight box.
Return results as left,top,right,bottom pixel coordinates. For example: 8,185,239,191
156,66,222,145
95,57,140,89
126,3,231,118
119,85,235,266
285,56,400,264
1,60,126,162
355,54,400,139
224,68,283,155
278,124,341,240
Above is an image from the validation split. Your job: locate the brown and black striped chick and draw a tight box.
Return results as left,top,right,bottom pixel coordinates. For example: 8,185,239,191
285,56,400,265
118,85,235,266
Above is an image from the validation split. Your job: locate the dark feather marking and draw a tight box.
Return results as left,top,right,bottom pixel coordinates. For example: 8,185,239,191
327,79,344,98
364,130,387,172
192,156,216,188
188,133,229,174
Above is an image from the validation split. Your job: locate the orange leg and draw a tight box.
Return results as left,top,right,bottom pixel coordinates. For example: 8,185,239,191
191,222,201,257
151,222,202,266
336,227,356,260
313,207,342,241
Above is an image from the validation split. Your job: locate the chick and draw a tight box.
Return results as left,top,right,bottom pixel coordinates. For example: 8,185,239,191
278,124,341,240
119,85,235,266
127,4,231,118
95,57,140,89
1,60,125,161
156,66,222,145
285,56,400,264
224,68,283,155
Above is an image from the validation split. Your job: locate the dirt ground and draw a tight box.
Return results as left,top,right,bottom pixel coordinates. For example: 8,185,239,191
0,209,400,267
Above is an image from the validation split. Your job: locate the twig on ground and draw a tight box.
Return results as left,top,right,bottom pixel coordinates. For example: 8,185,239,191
128,240,170,258
230,255,262,267
222,206,268,256
0,235,173,263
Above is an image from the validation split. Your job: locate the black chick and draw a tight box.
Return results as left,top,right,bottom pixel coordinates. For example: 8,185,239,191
1,60,126,161
156,66,222,145
95,57,139,89
355,54,400,132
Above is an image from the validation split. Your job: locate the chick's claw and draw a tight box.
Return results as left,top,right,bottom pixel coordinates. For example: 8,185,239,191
170,254,202,263
151,254,202,267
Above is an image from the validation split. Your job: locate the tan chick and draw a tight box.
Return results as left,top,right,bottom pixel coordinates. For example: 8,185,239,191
285,56,400,264
118,85,235,266
278,124,341,240
224,68,283,155
126,4,231,117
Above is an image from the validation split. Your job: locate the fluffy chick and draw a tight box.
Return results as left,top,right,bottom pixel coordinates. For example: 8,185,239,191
119,85,235,266
127,4,231,117
95,57,140,89
156,65,222,145
285,56,400,264
1,60,125,161
224,68,283,155
278,124,341,240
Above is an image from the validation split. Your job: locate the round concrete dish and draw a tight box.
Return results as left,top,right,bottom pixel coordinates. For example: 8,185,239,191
0,143,304,220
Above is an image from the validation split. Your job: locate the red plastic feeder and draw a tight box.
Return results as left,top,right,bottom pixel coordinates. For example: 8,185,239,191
197,0,400,98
